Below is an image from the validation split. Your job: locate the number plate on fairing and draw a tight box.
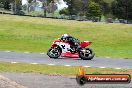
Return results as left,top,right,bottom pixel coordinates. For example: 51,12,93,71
56,42,71,53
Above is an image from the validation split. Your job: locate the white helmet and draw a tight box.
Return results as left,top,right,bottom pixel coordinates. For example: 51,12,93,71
61,34,69,41
62,34,69,38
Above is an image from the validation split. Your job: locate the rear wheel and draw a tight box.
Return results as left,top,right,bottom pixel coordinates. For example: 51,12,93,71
79,48,95,60
47,47,61,59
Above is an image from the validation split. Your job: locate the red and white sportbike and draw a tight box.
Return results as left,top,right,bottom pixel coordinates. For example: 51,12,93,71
47,39,95,60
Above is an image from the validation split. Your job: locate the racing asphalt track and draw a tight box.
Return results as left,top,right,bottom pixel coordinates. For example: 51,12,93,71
0,51,132,69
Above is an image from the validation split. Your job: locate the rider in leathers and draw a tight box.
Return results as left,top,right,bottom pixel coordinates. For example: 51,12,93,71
61,34,81,52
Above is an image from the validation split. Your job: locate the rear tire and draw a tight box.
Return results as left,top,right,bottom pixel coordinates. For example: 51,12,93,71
47,47,61,59
79,48,95,60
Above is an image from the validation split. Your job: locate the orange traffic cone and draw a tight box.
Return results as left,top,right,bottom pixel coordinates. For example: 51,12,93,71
79,66,86,75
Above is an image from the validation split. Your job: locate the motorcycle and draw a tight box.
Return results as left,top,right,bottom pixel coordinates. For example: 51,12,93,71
47,39,95,60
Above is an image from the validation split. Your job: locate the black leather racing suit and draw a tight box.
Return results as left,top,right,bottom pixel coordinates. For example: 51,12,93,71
61,36,80,51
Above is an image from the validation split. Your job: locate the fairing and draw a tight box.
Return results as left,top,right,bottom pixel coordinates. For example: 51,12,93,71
80,41,92,48
61,52,79,58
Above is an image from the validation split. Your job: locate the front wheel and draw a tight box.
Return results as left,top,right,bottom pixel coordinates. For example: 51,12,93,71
47,47,61,59
79,48,95,60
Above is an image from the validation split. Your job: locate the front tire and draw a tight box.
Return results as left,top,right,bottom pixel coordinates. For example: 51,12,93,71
47,47,61,59
79,48,95,60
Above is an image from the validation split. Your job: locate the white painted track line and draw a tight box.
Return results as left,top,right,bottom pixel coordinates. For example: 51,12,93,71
106,57,111,58
5,51,11,53
24,52,30,54
48,64,55,66
11,62,18,64
84,66,91,68
99,67,106,68
30,63,38,65
115,68,121,69
65,65,71,67
40,53,45,54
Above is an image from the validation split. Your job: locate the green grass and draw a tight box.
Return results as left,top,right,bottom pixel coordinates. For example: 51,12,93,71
0,14,132,58
0,62,132,76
